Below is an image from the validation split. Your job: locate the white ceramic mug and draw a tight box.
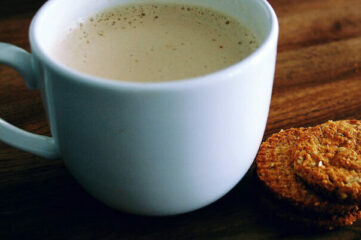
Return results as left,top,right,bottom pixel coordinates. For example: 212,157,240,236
0,0,278,215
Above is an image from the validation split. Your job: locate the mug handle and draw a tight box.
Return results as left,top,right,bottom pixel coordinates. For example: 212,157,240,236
0,43,60,159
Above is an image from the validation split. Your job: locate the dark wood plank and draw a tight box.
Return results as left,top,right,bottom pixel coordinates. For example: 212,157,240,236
271,0,361,52
268,75,361,134
275,37,361,90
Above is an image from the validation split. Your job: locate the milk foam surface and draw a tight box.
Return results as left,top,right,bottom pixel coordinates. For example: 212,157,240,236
52,3,259,82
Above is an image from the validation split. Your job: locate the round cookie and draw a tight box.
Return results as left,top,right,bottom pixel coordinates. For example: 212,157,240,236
293,120,361,202
258,188,361,230
256,128,358,215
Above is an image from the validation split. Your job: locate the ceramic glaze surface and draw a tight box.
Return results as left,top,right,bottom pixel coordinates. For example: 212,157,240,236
0,0,278,215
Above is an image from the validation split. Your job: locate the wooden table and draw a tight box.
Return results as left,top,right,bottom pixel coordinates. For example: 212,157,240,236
1,0,361,239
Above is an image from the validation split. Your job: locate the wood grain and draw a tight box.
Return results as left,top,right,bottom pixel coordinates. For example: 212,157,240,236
1,0,361,239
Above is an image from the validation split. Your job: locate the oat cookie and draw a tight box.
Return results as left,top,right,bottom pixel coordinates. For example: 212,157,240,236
258,188,361,230
293,120,361,202
256,128,358,214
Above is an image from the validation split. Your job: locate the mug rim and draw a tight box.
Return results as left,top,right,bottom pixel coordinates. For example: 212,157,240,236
29,0,278,91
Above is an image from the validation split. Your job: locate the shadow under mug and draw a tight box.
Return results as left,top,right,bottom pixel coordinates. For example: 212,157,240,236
0,0,278,215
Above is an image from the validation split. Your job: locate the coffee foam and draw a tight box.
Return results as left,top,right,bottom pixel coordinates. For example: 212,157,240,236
52,3,259,82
